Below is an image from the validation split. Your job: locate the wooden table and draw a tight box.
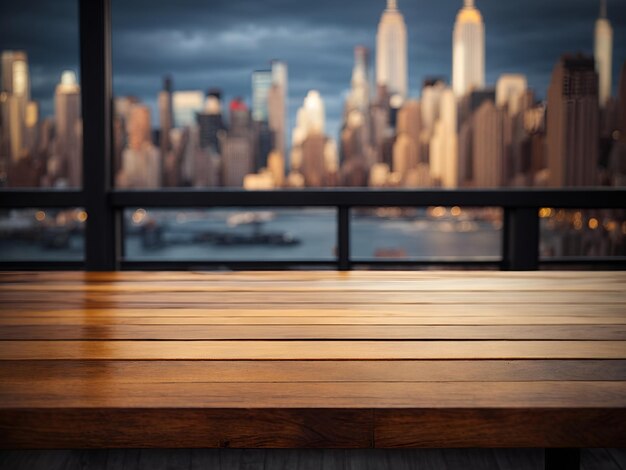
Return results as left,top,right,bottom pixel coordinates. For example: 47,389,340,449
0,271,625,468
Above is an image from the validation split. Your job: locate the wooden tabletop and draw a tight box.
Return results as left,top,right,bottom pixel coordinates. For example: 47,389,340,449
0,271,625,449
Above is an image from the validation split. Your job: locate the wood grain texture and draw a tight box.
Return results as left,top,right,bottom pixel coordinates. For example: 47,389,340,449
3,360,626,383
3,324,625,340
374,409,626,448
0,271,625,449
1,381,625,409
2,290,625,305
2,340,625,360
0,409,373,449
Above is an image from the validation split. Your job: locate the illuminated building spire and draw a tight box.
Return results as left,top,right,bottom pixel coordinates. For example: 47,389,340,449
595,0,613,107
377,0,408,99
452,0,485,97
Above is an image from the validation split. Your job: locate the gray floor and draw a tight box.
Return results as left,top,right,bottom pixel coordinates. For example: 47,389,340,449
0,449,625,470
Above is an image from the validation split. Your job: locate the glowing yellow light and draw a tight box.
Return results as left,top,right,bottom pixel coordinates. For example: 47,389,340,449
431,206,446,218
35,211,46,222
588,218,599,230
132,209,147,225
604,220,616,232
574,220,583,231
450,206,462,217
77,211,88,223
539,208,553,218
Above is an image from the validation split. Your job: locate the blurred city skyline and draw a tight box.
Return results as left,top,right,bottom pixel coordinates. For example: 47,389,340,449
1,0,625,137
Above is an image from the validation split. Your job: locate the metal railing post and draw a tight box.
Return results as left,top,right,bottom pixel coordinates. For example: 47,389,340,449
338,206,351,271
502,207,540,271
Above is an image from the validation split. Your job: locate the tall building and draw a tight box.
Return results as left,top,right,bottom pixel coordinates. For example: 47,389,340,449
472,99,504,187
196,90,226,152
452,0,485,98
301,133,327,187
294,90,325,139
420,79,447,161
376,0,408,100
219,98,254,187
1,51,30,98
430,88,458,188
1,51,31,162
594,0,613,108
172,91,204,128
496,74,528,115
341,47,375,177
158,76,174,161
347,47,371,113
291,91,328,186
546,55,599,187
393,100,421,184
267,61,288,161
252,70,272,123
116,103,161,188
607,61,626,186
117,104,161,188
54,71,82,187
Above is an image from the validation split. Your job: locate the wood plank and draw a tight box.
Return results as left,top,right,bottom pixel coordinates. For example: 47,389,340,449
374,409,626,448
1,271,625,451
1,340,625,360
2,360,625,383
2,324,625,340
1,315,623,326
2,270,625,283
1,381,625,409
4,303,624,316
0,409,373,449
1,290,625,305
2,276,625,292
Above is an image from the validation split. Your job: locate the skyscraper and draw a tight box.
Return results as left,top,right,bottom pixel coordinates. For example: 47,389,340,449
196,90,226,152
546,55,599,187
252,70,272,123
1,51,31,162
472,99,504,187
347,46,371,113
452,0,485,98
292,91,328,186
54,71,82,187
117,104,161,188
376,0,408,100
430,88,459,188
220,98,254,187
393,100,421,185
172,91,204,128
158,76,174,160
267,60,288,161
594,0,613,108
496,74,528,116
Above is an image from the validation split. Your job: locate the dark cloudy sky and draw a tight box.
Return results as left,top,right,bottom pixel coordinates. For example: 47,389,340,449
1,0,625,139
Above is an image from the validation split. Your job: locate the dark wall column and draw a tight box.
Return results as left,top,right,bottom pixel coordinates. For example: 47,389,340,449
80,0,119,270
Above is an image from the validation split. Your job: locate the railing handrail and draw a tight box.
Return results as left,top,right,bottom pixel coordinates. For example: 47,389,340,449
2,188,624,209
1,188,624,272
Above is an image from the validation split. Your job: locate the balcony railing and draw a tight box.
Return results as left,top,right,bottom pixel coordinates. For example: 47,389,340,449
1,188,625,271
